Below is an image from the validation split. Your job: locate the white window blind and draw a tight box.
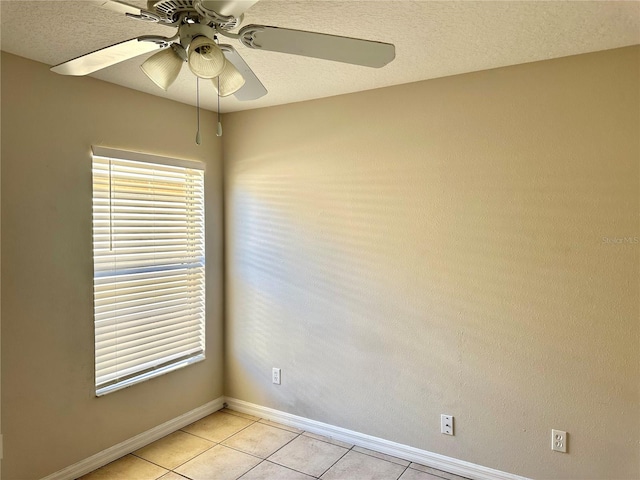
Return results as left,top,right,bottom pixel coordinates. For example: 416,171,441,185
92,147,205,396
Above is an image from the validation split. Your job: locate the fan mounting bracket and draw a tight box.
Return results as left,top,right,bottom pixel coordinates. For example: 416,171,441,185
139,33,179,50
125,10,162,22
238,26,264,49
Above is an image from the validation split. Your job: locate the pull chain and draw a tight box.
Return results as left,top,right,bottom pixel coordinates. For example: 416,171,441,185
108,158,113,251
195,77,202,145
216,76,222,137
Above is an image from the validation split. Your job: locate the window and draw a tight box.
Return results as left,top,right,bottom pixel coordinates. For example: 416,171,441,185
92,146,205,396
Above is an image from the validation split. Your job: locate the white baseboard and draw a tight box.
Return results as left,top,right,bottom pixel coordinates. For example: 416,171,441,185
224,398,531,480
41,397,225,480
40,396,530,480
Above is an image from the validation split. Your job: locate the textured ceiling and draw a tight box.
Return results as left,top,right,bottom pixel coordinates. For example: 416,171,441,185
1,0,639,112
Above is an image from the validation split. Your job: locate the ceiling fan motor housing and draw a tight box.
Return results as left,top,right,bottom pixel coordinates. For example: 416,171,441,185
149,0,243,29
149,0,195,24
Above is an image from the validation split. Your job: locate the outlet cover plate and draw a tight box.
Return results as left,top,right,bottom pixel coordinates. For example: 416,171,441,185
552,429,567,453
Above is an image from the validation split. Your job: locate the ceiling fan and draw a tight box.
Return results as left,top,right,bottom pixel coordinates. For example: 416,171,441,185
50,0,396,102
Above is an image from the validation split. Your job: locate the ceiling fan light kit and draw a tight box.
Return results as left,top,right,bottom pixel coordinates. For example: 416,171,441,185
187,35,226,78
212,60,246,97
140,45,184,90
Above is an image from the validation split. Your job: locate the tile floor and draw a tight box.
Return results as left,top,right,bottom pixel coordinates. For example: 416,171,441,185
79,409,470,480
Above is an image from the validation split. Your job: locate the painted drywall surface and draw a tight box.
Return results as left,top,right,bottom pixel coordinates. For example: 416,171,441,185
0,37,3,480
0,52,224,480
223,46,639,479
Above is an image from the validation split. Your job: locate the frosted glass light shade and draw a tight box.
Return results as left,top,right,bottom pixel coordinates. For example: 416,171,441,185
188,36,226,79
212,60,246,96
140,47,184,90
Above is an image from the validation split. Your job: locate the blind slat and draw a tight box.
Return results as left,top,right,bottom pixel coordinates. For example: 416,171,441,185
97,315,202,342
96,310,203,336
97,327,203,362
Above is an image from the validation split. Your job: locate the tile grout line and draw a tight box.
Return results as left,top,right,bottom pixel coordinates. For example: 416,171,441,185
352,446,411,468
167,472,190,480
220,429,302,461
179,413,260,444
396,464,410,480
162,441,219,473
130,439,219,477
315,442,354,479
262,430,303,458
225,408,357,451
237,457,319,480
267,425,356,479
257,419,304,435
413,468,473,480
131,429,221,472
234,458,268,480
225,425,312,480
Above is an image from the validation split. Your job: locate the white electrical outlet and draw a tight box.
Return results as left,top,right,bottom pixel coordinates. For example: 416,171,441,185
272,368,281,385
441,414,454,435
551,429,567,453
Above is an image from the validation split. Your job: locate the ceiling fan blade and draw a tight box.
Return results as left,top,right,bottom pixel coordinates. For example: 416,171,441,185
92,0,163,22
198,0,260,19
93,0,142,16
239,25,395,68
219,44,267,101
51,37,170,76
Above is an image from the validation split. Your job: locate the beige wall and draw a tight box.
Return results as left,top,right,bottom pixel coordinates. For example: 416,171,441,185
223,46,639,480
0,52,224,480
0,38,3,480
